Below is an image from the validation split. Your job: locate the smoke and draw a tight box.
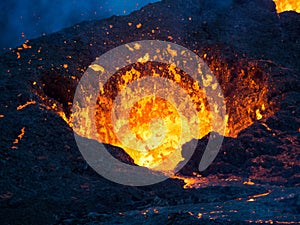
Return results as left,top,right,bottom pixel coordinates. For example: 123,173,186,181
0,0,160,52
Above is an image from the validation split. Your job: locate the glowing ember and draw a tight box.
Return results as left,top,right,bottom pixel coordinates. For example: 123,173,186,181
136,23,142,29
17,100,36,111
273,0,300,13
251,191,271,198
172,174,209,189
12,127,25,149
243,180,255,185
246,190,271,202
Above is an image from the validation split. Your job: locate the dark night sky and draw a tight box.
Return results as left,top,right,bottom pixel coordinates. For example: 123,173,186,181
0,0,160,53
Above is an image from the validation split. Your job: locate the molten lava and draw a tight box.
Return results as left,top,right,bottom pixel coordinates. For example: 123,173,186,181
273,0,300,13
44,53,273,172
74,62,218,170
37,41,275,172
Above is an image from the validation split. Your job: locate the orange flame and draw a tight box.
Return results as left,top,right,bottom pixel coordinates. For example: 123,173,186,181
273,0,300,13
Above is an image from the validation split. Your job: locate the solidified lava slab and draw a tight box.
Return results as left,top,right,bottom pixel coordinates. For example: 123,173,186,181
0,0,299,224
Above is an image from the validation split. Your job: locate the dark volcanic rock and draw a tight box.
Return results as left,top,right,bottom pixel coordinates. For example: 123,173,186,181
0,0,300,224
104,144,136,166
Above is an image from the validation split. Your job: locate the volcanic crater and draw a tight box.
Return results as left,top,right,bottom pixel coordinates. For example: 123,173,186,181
0,0,299,224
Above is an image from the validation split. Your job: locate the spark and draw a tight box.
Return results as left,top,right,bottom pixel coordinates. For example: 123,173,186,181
243,180,255,185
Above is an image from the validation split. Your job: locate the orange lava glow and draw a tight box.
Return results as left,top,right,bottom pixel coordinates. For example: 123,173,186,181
61,57,272,171
17,100,36,110
12,127,25,149
172,174,209,189
273,0,300,13
48,44,273,172
73,62,219,170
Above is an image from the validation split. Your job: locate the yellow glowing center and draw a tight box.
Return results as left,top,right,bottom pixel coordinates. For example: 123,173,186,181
125,97,182,168
94,64,210,170
273,0,300,13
